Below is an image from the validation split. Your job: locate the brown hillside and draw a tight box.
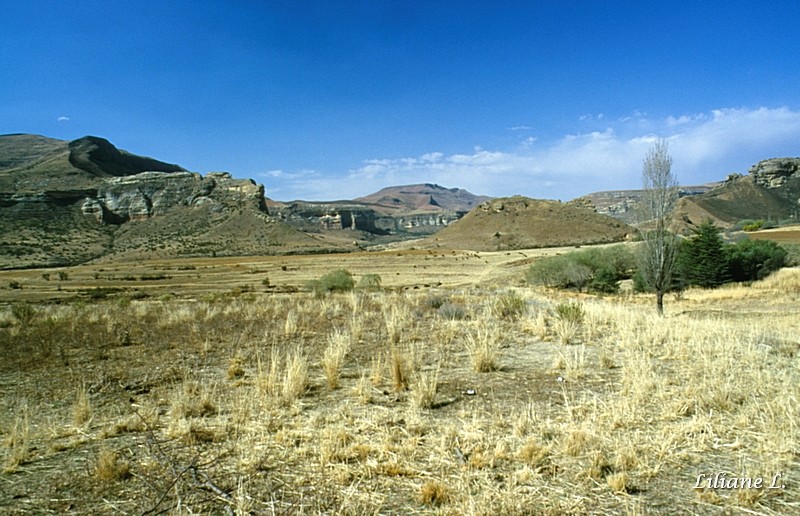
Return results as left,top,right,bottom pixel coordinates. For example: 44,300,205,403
354,183,491,214
422,196,632,251
673,175,795,232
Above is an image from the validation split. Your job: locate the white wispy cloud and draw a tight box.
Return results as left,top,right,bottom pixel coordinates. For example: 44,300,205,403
263,106,800,201
57,116,70,122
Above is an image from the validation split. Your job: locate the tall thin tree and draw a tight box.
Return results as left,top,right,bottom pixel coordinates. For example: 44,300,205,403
637,140,680,315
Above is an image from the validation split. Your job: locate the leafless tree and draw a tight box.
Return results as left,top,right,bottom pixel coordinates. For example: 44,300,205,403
637,139,680,315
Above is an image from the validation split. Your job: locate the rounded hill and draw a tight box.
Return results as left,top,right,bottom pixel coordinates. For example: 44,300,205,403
423,196,632,251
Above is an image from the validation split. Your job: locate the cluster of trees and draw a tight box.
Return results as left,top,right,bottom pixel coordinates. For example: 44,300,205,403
527,222,787,295
671,221,787,288
525,245,636,294
528,141,788,310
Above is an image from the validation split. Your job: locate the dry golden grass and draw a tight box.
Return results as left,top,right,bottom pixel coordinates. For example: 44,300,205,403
94,447,131,482
0,252,797,514
321,328,350,389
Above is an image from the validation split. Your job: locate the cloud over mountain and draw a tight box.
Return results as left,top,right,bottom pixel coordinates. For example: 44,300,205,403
262,106,800,201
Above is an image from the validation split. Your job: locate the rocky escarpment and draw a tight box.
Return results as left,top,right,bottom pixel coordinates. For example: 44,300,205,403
570,186,716,224
750,158,800,189
0,134,332,268
670,158,800,233
80,171,265,224
272,201,466,236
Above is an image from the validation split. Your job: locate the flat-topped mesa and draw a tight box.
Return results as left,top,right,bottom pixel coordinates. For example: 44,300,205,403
749,158,800,189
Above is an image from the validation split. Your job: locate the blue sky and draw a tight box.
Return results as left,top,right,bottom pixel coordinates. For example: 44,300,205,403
2,1,800,201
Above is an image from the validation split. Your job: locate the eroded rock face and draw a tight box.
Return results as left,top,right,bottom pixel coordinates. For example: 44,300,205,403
81,171,267,223
750,158,800,188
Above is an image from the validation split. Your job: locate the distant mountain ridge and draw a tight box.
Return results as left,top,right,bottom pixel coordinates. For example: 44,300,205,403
2,132,798,268
270,183,491,238
354,183,491,213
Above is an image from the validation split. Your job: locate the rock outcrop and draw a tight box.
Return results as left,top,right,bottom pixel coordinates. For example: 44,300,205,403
272,200,466,235
80,171,265,223
750,158,800,189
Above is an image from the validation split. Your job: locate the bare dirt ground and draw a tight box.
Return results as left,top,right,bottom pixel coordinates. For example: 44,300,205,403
1,247,798,514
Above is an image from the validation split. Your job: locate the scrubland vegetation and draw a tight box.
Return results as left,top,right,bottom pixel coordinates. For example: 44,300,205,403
1,251,798,514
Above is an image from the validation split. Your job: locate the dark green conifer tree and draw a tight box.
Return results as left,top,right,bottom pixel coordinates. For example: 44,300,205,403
678,220,728,288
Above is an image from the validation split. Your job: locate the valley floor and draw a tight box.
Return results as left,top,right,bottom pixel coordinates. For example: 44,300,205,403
0,251,798,514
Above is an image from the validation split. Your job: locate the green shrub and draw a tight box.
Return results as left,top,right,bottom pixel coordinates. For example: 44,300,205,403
57,271,69,281
726,239,787,282
554,301,584,325
742,219,764,232
423,293,448,310
493,292,526,319
310,269,355,296
781,243,800,267
11,304,35,325
9,280,22,290
589,266,620,294
527,245,635,293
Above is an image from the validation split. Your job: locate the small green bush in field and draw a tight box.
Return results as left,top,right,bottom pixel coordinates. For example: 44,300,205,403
310,269,355,296
11,304,36,325
554,301,584,325
527,245,634,293
493,292,526,319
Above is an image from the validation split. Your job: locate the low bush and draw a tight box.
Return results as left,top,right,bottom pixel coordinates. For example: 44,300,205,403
309,269,355,296
727,239,787,282
527,245,635,293
493,292,526,319
437,302,467,320
357,274,382,291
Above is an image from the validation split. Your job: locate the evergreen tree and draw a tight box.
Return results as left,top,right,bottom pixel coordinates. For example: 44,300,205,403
678,220,728,288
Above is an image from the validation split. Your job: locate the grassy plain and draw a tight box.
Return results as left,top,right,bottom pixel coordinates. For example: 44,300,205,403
1,247,798,514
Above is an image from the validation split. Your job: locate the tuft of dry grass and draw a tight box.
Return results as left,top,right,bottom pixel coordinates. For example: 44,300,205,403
72,382,92,427
94,448,131,482
321,328,350,389
227,352,246,380
3,409,30,472
281,349,309,403
410,365,439,410
418,480,451,506
465,325,501,372
606,471,629,493
389,344,410,391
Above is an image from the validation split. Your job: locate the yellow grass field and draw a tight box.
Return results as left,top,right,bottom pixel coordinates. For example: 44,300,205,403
1,249,798,514
747,225,800,244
